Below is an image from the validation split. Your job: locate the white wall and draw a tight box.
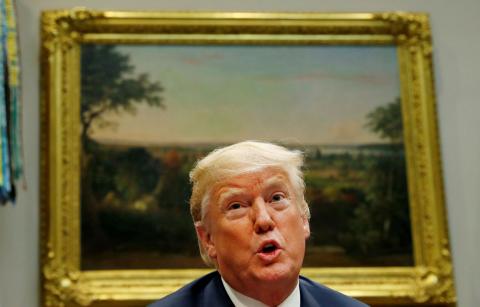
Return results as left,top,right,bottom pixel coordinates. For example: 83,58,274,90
1,0,478,306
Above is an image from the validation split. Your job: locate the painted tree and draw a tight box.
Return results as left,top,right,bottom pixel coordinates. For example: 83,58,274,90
80,45,164,255
365,97,403,144
339,97,411,260
81,44,164,143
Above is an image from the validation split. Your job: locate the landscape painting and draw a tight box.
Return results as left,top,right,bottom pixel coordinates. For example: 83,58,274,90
80,44,413,270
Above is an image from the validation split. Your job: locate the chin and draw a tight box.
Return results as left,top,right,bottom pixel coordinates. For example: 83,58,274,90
254,264,299,283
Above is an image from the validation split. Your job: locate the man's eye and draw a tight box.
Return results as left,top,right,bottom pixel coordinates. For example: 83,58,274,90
228,202,242,210
271,193,285,202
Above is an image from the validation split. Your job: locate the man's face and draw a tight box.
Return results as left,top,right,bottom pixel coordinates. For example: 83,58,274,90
196,168,310,291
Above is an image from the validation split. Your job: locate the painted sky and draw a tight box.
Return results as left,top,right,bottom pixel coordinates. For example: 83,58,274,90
89,45,400,145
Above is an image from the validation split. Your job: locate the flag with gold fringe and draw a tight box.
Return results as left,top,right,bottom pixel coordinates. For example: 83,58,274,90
0,0,23,204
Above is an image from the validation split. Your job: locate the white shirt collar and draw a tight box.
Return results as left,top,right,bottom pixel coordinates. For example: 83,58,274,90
221,277,300,307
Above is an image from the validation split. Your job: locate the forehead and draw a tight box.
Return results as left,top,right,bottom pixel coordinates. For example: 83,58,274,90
212,168,292,198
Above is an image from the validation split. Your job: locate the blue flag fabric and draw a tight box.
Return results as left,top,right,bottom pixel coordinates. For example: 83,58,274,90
0,0,23,205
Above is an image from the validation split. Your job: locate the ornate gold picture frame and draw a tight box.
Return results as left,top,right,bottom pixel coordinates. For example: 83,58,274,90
41,10,455,306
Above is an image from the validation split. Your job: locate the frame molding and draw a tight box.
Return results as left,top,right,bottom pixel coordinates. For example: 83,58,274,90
40,10,455,306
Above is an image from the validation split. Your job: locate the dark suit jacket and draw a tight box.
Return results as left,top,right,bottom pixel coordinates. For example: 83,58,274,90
148,271,368,307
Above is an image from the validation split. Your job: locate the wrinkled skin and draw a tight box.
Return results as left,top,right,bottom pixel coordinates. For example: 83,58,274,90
196,168,310,306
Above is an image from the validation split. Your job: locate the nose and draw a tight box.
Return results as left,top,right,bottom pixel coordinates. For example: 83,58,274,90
252,197,275,234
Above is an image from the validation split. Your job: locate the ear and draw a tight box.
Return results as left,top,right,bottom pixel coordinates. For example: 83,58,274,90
301,201,310,240
195,222,217,259
302,215,310,240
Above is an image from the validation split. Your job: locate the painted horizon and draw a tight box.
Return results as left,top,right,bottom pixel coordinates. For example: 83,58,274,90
90,45,400,146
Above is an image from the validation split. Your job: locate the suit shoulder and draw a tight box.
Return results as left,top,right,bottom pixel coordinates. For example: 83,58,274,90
299,275,369,307
147,271,219,307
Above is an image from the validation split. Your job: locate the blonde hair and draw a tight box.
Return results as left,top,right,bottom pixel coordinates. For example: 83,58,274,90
189,140,310,266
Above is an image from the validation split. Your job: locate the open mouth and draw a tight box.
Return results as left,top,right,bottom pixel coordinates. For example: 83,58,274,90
259,242,279,254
